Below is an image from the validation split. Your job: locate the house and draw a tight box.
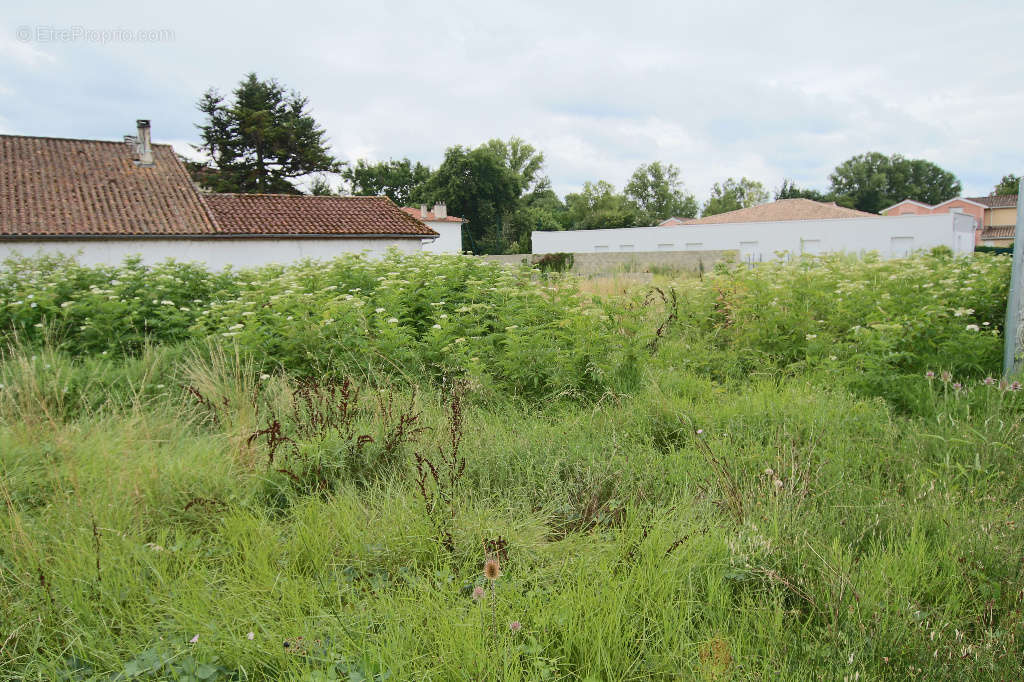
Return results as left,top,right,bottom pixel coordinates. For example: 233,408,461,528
968,194,1017,247
657,216,697,226
0,121,438,268
881,195,1018,247
534,199,975,260
401,204,466,254
686,198,876,224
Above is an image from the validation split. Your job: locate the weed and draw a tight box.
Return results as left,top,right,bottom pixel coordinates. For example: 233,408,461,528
414,386,467,553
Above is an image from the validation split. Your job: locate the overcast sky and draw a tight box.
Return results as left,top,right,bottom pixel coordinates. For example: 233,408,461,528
2,1,1022,201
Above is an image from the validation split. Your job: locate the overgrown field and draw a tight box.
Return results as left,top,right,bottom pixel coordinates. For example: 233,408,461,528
1,251,1022,680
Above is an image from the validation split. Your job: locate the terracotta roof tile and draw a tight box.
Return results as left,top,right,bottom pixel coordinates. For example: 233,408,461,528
1,133,438,240
400,206,466,223
981,225,1017,239
692,198,877,224
205,194,438,237
966,195,1018,209
0,134,217,237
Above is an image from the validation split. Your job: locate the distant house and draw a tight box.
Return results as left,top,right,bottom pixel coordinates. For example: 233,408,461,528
881,195,1018,247
534,198,975,260
0,121,438,268
686,198,876,224
401,204,466,254
657,216,697,226
969,195,1017,247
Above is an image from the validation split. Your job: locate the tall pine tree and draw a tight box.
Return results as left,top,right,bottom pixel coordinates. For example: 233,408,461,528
193,73,338,194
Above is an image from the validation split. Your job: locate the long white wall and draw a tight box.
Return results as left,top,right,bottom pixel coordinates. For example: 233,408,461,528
421,221,463,254
0,238,423,269
533,214,976,259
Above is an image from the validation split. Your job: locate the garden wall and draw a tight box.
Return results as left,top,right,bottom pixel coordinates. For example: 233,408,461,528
482,250,736,275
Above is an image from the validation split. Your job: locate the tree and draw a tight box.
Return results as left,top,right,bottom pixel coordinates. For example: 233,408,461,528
309,175,336,196
341,158,432,205
484,137,545,194
417,145,522,253
994,174,1022,196
193,73,339,194
504,182,567,251
775,179,829,202
624,162,698,223
564,181,641,230
702,177,770,217
412,138,552,253
827,152,961,213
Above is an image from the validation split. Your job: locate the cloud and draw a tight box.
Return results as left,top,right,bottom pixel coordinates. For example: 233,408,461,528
2,0,1022,199
0,34,57,67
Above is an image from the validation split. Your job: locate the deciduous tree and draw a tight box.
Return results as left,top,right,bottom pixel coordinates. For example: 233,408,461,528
702,177,770,217
564,181,641,230
775,179,830,202
418,145,521,253
341,158,432,205
624,162,698,223
993,174,1022,196
828,152,960,213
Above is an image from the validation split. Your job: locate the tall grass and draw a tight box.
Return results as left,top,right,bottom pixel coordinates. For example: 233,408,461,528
1,251,1022,679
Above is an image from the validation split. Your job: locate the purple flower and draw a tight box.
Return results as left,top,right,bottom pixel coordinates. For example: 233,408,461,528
247,631,255,640
940,371,952,383
925,370,935,380
983,376,996,386
696,429,704,435
952,382,962,391
472,586,485,601
509,621,522,632
189,634,199,644
1011,381,1022,392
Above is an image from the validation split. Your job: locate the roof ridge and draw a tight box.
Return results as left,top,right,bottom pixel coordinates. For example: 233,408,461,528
213,192,385,199
0,132,175,148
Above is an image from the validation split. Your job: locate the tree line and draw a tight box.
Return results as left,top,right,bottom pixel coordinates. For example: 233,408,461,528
186,73,1019,254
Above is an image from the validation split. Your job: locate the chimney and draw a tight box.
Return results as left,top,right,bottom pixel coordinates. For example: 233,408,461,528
433,202,447,219
420,203,428,219
135,119,154,166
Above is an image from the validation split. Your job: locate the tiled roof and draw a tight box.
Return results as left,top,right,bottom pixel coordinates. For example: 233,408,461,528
401,207,466,223
981,225,1017,239
657,216,697,226
693,198,877,224
0,133,437,239
967,195,1018,209
206,194,438,237
0,134,217,237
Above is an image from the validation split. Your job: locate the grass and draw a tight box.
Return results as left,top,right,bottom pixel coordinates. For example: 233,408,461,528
1,251,1023,680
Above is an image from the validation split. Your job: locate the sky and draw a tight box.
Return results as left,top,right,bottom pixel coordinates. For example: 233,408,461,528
2,1,1022,202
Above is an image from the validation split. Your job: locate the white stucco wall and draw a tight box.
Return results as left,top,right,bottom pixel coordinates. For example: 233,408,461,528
421,221,463,254
533,214,976,260
0,238,423,269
